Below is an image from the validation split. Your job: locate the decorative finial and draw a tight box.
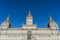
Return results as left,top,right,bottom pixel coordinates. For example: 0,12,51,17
7,15,10,21
49,16,52,21
48,12,52,21
28,9,31,16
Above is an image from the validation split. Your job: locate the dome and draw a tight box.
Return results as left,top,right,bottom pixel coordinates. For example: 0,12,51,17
47,16,58,30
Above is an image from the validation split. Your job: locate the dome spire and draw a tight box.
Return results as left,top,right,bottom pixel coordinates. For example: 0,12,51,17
28,9,31,16
49,16,52,21
7,15,10,21
6,15,10,23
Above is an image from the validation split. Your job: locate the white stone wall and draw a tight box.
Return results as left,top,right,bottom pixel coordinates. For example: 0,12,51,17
0,29,60,40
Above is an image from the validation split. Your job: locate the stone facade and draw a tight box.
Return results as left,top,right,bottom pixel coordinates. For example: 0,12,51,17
0,10,60,40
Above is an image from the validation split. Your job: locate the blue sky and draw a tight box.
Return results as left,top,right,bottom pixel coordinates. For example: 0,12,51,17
0,0,60,29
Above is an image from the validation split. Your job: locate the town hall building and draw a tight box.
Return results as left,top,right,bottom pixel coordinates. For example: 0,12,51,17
0,10,60,40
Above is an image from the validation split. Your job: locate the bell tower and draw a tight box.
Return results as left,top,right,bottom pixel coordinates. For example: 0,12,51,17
26,10,33,25
22,10,37,29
